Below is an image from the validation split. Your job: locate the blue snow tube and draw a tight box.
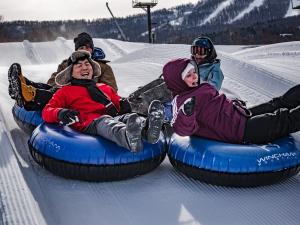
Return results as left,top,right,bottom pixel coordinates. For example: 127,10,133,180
12,104,43,134
28,123,166,181
168,133,300,187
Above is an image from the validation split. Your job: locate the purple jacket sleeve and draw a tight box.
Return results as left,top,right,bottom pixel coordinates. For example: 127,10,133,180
172,110,199,136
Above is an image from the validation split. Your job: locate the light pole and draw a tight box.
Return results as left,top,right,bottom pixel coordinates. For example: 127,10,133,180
132,0,158,43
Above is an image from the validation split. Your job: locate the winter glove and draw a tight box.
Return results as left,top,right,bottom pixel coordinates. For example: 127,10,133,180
119,97,132,114
58,109,79,125
182,96,196,116
232,98,252,117
233,98,247,107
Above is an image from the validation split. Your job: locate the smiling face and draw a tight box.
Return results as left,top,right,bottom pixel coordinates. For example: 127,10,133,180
183,68,198,87
72,59,93,80
193,54,207,64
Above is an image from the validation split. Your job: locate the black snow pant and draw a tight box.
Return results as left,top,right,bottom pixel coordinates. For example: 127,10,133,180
23,78,55,111
243,84,300,144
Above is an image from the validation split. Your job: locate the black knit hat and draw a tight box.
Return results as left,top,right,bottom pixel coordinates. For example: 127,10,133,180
74,32,94,50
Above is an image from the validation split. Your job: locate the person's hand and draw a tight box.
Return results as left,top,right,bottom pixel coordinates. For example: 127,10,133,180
233,98,247,107
182,97,196,116
119,97,132,114
58,109,79,125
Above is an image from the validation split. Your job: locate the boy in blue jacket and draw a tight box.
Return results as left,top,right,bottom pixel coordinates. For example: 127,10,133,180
190,36,224,91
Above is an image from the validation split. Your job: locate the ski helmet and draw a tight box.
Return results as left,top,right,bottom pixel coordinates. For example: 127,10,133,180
191,36,217,63
191,37,212,56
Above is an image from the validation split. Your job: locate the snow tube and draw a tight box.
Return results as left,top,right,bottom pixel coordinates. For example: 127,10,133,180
12,104,43,134
168,134,300,187
28,123,166,181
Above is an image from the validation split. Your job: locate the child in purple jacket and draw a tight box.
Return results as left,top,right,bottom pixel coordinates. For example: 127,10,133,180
162,58,300,144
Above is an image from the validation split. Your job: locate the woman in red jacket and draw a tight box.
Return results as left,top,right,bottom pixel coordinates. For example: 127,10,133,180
42,50,164,152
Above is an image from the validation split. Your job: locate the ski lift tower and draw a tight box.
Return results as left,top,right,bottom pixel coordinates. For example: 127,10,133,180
291,0,300,9
132,0,158,43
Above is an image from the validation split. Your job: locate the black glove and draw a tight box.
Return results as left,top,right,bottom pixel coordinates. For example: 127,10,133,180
182,96,196,116
119,97,132,114
233,98,247,107
58,109,79,125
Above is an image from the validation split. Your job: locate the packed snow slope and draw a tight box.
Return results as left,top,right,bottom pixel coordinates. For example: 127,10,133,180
0,38,300,225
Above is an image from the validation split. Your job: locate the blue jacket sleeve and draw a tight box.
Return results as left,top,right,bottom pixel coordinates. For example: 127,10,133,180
199,61,224,91
207,67,224,91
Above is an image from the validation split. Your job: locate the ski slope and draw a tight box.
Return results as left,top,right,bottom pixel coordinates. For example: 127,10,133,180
0,38,300,225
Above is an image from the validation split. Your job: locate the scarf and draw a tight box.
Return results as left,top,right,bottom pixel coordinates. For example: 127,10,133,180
71,78,119,116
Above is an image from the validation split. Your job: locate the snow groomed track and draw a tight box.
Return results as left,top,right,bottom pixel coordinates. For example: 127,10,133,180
0,38,299,225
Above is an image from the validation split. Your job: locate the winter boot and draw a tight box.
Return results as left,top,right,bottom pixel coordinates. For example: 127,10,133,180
8,63,22,104
249,97,286,116
249,85,300,116
125,113,144,152
281,84,300,108
8,63,36,106
143,100,165,144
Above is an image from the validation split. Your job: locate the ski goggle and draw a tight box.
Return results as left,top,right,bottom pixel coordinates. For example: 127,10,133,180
191,46,209,56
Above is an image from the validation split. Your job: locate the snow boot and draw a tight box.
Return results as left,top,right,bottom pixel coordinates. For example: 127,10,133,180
144,100,165,144
249,97,284,116
249,85,300,116
125,113,144,152
8,63,36,107
8,63,23,106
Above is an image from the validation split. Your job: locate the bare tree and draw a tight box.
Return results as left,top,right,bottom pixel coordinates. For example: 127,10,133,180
0,15,4,22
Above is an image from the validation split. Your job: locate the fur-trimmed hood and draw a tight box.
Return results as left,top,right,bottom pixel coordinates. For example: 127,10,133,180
55,50,101,87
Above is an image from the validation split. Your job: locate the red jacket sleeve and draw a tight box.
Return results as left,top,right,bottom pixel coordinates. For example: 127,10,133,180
42,88,68,123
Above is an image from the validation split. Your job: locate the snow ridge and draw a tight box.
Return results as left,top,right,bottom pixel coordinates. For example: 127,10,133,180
285,0,300,17
227,0,266,24
200,0,235,26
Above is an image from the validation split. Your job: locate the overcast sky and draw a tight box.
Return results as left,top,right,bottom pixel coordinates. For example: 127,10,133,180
0,0,200,21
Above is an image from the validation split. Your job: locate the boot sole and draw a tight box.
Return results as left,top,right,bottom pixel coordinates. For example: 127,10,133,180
126,114,144,152
8,63,23,107
147,101,165,144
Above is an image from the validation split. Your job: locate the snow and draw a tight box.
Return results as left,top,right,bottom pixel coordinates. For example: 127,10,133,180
169,17,185,26
285,0,300,18
0,38,300,225
169,0,298,27
227,0,266,24
200,0,235,26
